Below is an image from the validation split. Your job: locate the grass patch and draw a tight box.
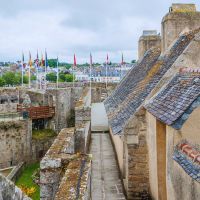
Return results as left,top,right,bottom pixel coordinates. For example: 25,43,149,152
16,163,40,200
32,129,56,140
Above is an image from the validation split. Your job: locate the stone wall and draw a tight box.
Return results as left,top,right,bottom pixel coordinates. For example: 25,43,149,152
40,128,92,200
0,120,32,169
0,174,31,200
75,121,91,154
54,156,92,200
48,88,72,132
124,109,150,199
161,5,200,52
91,87,101,103
31,137,56,163
138,31,161,59
0,88,19,113
40,128,75,200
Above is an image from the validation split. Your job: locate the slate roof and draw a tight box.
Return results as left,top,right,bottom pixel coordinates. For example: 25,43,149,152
173,145,200,183
104,29,200,135
145,71,200,129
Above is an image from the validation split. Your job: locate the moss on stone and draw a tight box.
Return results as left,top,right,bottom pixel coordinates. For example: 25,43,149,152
32,129,56,140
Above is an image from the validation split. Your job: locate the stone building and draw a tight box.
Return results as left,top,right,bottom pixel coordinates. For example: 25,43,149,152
138,30,161,59
104,4,200,199
104,27,200,198
144,68,200,200
162,3,200,52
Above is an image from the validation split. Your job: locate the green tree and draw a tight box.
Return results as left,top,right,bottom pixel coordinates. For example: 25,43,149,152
65,74,73,82
2,72,16,86
48,59,57,68
31,75,36,81
59,73,66,82
0,77,5,86
23,75,28,84
46,72,57,82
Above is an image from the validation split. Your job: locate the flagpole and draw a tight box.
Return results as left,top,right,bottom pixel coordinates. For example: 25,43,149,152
21,52,24,87
28,52,31,88
29,64,31,88
56,56,59,89
73,54,76,88
90,53,92,103
45,49,47,90
106,54,108,89
36,50,39,90
73,64,74,88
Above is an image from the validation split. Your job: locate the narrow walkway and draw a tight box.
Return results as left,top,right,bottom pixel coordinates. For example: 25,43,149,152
91,103,109,132
90,103,126,200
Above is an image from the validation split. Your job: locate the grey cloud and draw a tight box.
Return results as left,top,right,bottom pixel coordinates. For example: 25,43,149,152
0,0,199,63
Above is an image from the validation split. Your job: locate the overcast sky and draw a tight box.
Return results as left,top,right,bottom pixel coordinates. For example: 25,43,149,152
0,0,199,63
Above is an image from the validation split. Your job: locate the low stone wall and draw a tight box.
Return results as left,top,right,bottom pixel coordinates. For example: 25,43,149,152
40,128,75,200
40,127,92,200
7,162,25,183
55,156,92,200
75,121,91,154
0,174,31,200
31,137,56,163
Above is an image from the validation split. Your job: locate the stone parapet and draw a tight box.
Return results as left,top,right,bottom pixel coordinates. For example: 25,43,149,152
55,155,92,200
0,174,31,200
40,128,75,200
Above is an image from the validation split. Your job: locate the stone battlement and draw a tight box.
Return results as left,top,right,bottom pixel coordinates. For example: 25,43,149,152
170,4,196,13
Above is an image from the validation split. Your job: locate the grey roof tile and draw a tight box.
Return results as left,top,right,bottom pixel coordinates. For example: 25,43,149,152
104,29,200,135
146,72,200,128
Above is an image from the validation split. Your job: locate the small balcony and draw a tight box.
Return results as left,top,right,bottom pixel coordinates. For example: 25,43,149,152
17,104,55,120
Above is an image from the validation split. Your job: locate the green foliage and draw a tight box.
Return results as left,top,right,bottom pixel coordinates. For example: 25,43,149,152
32,129,56,140
131,60,136,64
59,73,66,82
0,77,5,86
2,72,17,86
48,59,57,68
65,74,73,82
31,75,36,81
16,163,40,200
46,72,57,82
59,73,74,82
0,72,29,86
23,75,28,84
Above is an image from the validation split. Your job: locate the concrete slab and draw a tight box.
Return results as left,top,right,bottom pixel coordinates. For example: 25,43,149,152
91,103,109,131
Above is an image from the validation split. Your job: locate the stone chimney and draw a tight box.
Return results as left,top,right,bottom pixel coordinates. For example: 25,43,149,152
138,30,161,59
161,3,200,52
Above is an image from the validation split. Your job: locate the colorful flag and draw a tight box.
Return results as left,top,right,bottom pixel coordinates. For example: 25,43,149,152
41,53,44,67
45,50,48,67
29,52,32,67
74,53,77,66
35,50,39,67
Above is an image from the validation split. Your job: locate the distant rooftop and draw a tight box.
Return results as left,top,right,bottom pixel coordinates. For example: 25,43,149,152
142,30,158,36
170,3,196,13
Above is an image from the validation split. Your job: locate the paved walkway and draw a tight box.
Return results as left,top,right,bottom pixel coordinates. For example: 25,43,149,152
90,132,126,200
90,103,126,200
91,103,109,132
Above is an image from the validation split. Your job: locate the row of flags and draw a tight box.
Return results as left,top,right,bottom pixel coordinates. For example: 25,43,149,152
21,51,48,69
21,52,125,69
